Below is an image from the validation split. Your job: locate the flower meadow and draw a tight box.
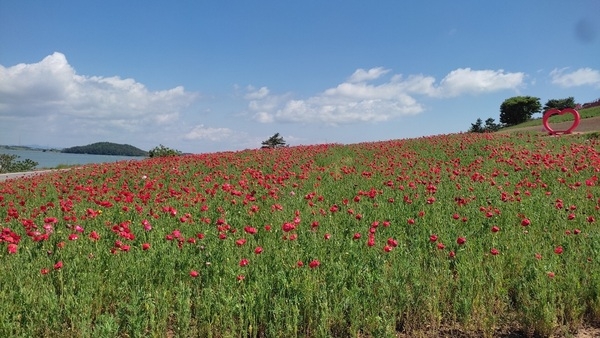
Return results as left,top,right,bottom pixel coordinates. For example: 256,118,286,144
1,132,599,337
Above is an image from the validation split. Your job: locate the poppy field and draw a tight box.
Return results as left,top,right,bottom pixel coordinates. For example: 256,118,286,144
1,131,599,337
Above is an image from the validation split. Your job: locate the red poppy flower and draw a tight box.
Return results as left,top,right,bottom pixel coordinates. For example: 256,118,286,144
7,243,17,254
308,259,320,268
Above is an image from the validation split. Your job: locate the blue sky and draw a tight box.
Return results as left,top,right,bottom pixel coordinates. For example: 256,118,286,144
1,1,599,153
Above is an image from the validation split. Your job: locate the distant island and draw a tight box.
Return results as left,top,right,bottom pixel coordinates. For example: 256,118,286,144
61,142,148,157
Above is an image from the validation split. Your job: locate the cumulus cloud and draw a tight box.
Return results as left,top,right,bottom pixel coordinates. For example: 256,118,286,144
244,86,270,100
183,124,235,142
248,67,524,124
0,52,197,124
348,67,390,83
550,67,600,88
437,68,525,97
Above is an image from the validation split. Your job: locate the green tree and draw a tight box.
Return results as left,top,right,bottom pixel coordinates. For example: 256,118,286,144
499,96,541,126
261,133,287,149
469,118,484,133
543,97,576,111
468,117,501,133
148,144,182,158
484,118,501,132
0,154,39,173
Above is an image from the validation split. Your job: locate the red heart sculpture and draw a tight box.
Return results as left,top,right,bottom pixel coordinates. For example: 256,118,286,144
542,108,581,135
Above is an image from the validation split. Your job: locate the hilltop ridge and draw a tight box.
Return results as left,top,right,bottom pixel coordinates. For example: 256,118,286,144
61,142,148,157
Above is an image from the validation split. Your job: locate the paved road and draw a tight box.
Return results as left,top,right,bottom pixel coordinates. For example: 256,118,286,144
0,169,69,182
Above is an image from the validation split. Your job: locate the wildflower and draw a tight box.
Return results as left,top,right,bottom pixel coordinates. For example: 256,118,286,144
89,231,100,241
190,270,199,278
142,243,151,251
282,222,295,232
521,218,531,226
254,246,263,254
429,234,438,242
308,259,320,268
554,246,564,255
297,261,304,267
491,226,500,233
490,248,499,256
7,243,17,254
353,233,361,240
40,268,49,275
456,237,466,245
142,219,152,231
53,261,63,270
244,226,257,235
239,258,249,267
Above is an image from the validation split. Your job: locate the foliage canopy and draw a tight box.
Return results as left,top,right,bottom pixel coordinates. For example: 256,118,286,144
543,97,576,111
261,133,287,149
499,96,542,126
0,154,38,173
148,144,182,158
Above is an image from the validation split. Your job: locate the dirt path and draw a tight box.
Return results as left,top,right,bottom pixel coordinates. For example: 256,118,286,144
0,168,71,182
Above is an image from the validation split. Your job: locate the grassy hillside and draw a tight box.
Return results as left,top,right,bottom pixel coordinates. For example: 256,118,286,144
1,132,599,337
501,105,600,130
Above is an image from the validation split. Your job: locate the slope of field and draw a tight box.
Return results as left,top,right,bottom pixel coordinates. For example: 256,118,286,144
1,131,600,337
499,115,600,134
500,106,600,134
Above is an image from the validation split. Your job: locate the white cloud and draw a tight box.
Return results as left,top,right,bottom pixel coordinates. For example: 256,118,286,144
183,124,234,141
348,67,390,83
0,52,197,123
244,86,270,100
550,67,600,87
437,68,525,97
248,67,524,124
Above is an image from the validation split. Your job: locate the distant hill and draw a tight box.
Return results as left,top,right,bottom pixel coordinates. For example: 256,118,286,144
61,142,148,157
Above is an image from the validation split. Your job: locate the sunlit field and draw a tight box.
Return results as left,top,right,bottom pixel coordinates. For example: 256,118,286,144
1,131,599,337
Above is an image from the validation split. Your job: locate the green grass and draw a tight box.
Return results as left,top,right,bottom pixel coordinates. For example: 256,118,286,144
0,132,599,337
500,105,600,130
